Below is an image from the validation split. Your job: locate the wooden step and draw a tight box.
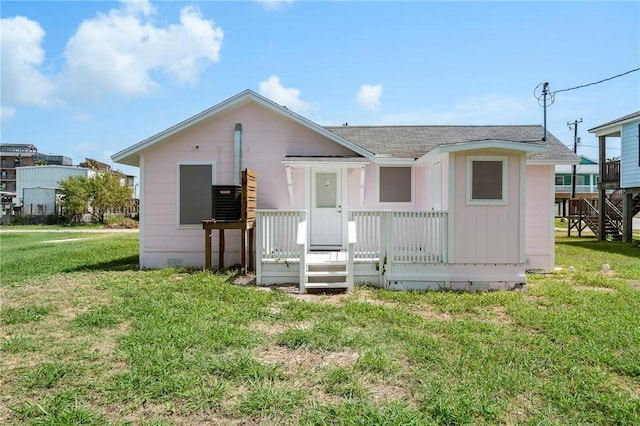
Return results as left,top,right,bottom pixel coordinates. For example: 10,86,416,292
304,282,350,289
307,263,347,272
305,270,349,277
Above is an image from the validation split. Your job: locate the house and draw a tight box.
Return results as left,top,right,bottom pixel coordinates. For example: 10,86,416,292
588,111,640,242
16,162,138,219
112,90,578,291
0,143,72,195
16,165,95,216
554,154,599,217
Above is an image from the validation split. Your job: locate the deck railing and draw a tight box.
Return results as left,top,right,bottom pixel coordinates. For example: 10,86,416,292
602,160,620,184
349,210,448,263
555,184,597,194
256,210,306,260
348,210,382,259
257,209,448,265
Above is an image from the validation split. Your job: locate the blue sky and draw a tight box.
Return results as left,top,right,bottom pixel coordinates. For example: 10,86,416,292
2,0,639,178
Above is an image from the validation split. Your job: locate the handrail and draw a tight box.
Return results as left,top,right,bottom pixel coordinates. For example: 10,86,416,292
347,221,356,292
297,220,307,294
604,198,623,220
580,198,598,216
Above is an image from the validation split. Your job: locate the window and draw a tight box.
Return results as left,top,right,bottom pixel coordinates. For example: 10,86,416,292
379,166,412,203
467,156,507,205
555,176,564,185
177,162,215,226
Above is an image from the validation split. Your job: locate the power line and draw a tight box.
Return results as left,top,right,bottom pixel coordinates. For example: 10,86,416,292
553,67,640,94
534,68,639,139
535,67,640,107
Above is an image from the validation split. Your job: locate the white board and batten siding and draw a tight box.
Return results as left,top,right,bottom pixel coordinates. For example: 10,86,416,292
524,165,556,271
451,151,523,265
621,121,640,188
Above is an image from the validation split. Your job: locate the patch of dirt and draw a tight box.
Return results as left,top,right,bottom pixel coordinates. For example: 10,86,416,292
324,350,359,368
255,345,359,371
367,382,409,405
611,372,640,398
504,392,540,424
249,321,290,336
233,273,256,287
481,305,513,325
626,280,640,291
104,221,139,229
353,292,398,308
412,303,452,322
41,237,89,243
90,322,130,355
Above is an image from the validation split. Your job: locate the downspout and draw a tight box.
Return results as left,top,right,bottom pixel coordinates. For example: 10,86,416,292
234,123,242,185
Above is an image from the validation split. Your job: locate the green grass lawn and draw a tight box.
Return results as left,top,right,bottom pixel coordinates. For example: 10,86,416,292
1,231,639,425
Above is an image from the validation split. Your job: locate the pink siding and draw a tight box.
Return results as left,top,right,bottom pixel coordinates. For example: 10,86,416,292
525,165,555,271
452,150,523,264
141,102,356,268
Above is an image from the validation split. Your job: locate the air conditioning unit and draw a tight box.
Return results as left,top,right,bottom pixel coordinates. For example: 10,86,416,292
211,185,241,221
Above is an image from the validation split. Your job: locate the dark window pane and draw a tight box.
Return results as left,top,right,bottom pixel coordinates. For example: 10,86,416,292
180,164,212,224
380,167,411,202
472,160,502,200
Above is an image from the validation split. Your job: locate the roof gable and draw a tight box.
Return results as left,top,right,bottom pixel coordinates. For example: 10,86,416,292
112,90,373,167
588,111,640,137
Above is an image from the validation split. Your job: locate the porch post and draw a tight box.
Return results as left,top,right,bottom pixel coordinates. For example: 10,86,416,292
598,135,606,241
256,213,263,284
623,191,633,243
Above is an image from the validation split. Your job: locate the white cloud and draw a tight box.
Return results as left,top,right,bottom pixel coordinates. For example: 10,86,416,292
1,1,224,117
61,1,224,98
258,76,311,113
381,94,536,125
0,16,55,111
356,84,383,111
121,0,156,17
256,0,294,11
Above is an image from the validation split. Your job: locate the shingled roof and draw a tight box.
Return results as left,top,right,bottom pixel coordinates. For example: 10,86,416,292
588,111,640,133
324,125,577,163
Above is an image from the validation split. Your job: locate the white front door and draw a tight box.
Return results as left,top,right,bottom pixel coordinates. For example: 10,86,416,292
310,169,343,248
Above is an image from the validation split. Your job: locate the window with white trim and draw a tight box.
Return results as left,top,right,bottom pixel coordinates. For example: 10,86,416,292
467,156,507,205
379,166,413,203
177,162,215,225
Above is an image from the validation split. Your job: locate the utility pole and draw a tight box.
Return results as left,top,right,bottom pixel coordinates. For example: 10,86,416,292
542,82,550,141
567,118,582,199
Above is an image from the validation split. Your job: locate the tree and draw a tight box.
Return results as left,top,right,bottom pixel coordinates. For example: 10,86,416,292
58,175,90,222
88,173,133,223
58,173,133,223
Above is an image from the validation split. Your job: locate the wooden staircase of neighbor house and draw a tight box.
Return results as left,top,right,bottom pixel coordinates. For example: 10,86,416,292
570,191,640,240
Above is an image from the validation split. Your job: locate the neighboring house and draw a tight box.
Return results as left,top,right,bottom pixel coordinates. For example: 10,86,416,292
112,90,578,291
554,155,599,217
588,111,640,242
80,158,136,188
16,165,95,215
1,143,72,195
